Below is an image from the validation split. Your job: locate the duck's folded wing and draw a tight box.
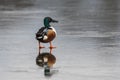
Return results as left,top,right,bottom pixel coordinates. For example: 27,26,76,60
37,27,46,33
36,27,46,40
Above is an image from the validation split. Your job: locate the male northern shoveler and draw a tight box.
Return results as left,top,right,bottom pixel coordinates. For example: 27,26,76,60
36,17,58,49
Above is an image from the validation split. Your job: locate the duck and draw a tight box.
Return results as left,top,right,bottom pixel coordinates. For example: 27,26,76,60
36,17,58,49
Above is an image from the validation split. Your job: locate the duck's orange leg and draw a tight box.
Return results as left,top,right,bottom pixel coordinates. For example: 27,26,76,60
49,42,56,49
38,41,45,49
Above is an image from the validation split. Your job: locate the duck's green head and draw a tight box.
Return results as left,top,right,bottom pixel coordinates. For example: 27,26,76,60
44,17,58,28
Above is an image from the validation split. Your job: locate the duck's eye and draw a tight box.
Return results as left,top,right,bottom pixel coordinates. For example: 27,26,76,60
47,18,52,22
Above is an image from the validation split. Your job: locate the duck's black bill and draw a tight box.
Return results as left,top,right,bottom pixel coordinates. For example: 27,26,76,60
52,19,58,23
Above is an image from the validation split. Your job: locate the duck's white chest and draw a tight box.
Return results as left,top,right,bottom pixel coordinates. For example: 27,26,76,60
49,26,57,35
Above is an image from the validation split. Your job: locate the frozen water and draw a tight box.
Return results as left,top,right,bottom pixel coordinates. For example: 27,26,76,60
0,0,120,80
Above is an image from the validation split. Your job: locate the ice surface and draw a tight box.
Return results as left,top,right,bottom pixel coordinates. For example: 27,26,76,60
0,0,120,80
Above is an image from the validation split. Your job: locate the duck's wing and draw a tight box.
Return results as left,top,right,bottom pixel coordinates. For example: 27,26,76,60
36,27,47,40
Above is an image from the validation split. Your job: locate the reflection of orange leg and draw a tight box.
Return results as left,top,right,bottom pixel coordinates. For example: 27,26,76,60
38,41,45,49
49,42,56,49
38,47,41,54
49,48,53,54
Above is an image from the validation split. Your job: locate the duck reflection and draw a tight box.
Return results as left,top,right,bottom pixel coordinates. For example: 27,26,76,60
36,48,56,67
